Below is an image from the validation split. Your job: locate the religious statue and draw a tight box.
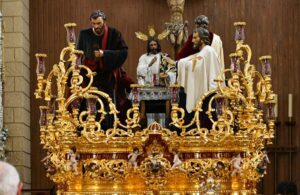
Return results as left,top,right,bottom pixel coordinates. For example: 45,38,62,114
213,161,227,178
165,27,223,113
230,153,243,177
165,0,189,54
149,152,163,173
68,146,78,175
135,26,175,87
128,147,143,170
256,150,270,174
171,149,186,172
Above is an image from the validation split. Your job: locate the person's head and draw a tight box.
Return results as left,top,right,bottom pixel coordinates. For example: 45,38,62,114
89,10,107,35
133,147,139,153
0,161,22,195
194,15,209,29
262,149,268,155
192,27,210,50
216,161,225,169
172,148,179,155
71,146,76,153
147,37,161,54
277,181,298,195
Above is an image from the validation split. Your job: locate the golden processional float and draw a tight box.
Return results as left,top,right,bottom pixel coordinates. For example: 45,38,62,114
34,21,275,194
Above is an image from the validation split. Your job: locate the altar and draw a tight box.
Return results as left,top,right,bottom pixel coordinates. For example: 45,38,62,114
129,86,171,127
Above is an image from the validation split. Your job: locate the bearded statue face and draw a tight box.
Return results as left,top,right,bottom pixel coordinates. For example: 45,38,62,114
149,40,158,54
192,32,202,50
91,17,105,36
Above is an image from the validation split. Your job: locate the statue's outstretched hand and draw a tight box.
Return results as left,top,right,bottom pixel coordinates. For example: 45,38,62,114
163,56,176,65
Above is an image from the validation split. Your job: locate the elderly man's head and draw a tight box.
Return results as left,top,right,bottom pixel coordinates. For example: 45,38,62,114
0,161,22,195
194,15,209,29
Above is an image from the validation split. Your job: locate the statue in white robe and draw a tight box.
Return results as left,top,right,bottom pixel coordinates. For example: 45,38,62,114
137,52,162,86
176,15,224,72
137,38,176,86
177,27,223,113
177,45,221,113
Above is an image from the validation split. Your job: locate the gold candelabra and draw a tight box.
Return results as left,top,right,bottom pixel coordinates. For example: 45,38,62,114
35,22,276,194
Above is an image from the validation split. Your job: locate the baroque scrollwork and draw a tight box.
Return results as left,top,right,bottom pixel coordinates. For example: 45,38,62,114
83,159,128,182
35,22,275,194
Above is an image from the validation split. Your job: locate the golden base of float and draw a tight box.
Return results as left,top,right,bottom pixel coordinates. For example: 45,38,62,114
58,125,261,195
35,22,275,195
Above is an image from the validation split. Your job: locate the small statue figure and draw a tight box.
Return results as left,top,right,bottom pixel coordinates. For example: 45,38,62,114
128,147,142,170
68,146,78,175
256,150,270,174
41,151,64,174
41,151,52,168
171,149,186,172
230,153,243,177
213,161,226,178
149,152,162,173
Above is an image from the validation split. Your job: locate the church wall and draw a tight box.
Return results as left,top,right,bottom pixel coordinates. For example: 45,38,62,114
0,0,31,190
29,0,300,194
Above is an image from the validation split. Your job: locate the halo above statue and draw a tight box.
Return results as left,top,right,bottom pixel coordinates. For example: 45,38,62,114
135,25,170,41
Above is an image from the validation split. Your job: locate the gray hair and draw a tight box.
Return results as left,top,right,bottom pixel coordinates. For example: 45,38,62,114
193,27,210,45
0,161,20,195
194,15,209,29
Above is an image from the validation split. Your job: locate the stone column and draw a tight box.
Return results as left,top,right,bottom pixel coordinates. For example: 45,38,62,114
0,0,31,189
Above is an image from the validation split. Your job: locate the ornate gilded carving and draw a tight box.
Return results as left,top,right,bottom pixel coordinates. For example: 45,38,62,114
35,22,275,194
165,0,189,55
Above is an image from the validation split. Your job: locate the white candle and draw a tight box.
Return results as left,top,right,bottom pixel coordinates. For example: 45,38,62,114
288,93,293,118
274,94,278,118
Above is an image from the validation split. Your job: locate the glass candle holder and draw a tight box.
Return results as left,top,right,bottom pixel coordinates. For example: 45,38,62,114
64,23,77,45
266,102,275,120
215,97,226,116
73,50,84,69
229,53,240,73
153,73,160,86
70,98,81,110
35,53,47,74
234,22,246,42
39,106,48,126
87,97,98,115
170,84,179,104
48,95,56,114
259,55,272,76
130,84,140,104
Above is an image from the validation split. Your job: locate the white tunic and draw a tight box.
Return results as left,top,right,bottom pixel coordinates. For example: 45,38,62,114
211,33,224,71
137,53,162,77
177,45,222,113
